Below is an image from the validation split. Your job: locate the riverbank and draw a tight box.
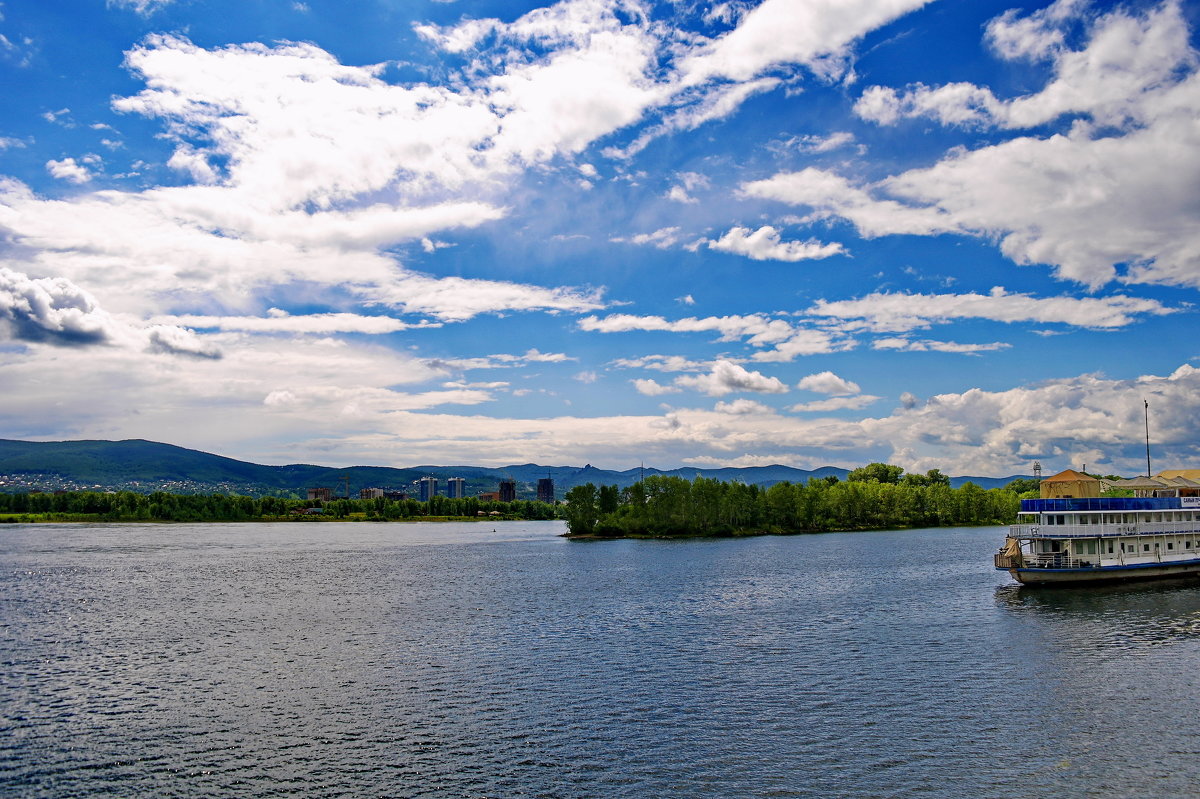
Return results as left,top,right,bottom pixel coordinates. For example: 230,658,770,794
562,519,1006,540
0,512,530,525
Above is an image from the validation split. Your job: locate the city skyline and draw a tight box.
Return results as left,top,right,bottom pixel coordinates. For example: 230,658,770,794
1,0,1198,476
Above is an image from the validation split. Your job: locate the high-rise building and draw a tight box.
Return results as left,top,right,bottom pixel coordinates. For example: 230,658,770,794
536,477,554,503
418,476,438,502
498,479,516,502
306,487,332,501
359,488,385,500
447,477,466,499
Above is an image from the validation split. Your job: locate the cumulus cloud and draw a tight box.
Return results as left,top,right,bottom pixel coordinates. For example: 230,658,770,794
740,167,959,238
0,266,222,357
714,398,772,415
702,225,845,262
45,157,91,184
0,267,118,345
145,325,222,359
797,370,860,396
632,378,680,396
833,0,1200,289
678,0,934,86
674,359,787,396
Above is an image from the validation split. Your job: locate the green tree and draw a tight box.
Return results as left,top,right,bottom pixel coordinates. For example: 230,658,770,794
563,483,599,535
847,462,904,484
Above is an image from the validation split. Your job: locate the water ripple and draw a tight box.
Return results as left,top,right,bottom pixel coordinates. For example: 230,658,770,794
3,522,1200,797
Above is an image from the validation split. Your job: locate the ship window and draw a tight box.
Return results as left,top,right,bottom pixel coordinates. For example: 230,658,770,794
1057,515,1066,525
1107,542,1114,554
1144,544,1151,552
1168,542,1174,550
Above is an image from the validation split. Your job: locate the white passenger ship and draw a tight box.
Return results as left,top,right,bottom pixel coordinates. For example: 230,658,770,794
995,469,1200,586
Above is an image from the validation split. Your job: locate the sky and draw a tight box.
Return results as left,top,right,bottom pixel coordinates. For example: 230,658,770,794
0,0,1198,476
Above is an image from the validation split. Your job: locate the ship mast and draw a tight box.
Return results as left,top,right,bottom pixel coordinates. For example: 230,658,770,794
1144,398,1152,478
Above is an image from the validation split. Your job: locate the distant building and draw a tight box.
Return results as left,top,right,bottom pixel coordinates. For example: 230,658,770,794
536,477,554,503
447,477,466,499
307,487,332,501
419,476,438,502
383,490,407,501
360,487,385,500
478,491,500,502
499,479,516,502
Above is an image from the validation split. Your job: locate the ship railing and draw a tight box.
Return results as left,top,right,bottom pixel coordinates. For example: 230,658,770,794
1009,521,1200,539
1022,553,1092,570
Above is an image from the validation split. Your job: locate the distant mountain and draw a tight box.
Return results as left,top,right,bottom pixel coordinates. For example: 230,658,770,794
0,438,1027,498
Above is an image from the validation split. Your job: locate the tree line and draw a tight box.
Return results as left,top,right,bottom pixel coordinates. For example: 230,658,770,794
562,465,1022,537
0,490,558,523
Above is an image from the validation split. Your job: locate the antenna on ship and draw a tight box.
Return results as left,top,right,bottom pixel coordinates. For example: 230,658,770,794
1144,398,1152,478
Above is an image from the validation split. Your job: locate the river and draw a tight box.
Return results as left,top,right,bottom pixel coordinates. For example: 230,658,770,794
2,521,1199,797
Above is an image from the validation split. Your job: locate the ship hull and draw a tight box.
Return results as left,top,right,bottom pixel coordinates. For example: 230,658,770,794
1009,560,1200,586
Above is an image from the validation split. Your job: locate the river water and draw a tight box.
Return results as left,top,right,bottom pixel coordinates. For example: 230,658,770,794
2,521,1199,797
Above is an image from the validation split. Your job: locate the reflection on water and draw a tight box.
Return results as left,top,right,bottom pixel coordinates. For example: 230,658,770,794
996,578,1200,649
2,522,1200,797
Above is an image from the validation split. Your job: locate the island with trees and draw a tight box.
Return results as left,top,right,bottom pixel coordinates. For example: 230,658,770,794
562,463,1025,538
0,491,558,524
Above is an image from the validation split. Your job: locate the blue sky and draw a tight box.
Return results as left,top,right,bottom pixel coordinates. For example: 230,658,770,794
1,0,1197,475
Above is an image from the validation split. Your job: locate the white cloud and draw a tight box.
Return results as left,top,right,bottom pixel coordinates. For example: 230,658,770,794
144,325,222,359
154,311,438,335
166,146,217,184
614,226,683,248
858,2,1192,131
632,378,680,396
840,1,1200,289
797,130,857,153
0,266,118,345
704,225,845,262
805,287,1173,332
613,354,709,372
674,359,787,396
740,167,959,238
107,0,174,15
678,0,934,86
790,395,880,412
797,370,860,396
581,313,854,361
45,157,91,184
581,312,795,344
666,185,697,204
0,266,219,357
871,337,1010,354
714,398,772,415
426,348,575,372
983,0,1086,62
